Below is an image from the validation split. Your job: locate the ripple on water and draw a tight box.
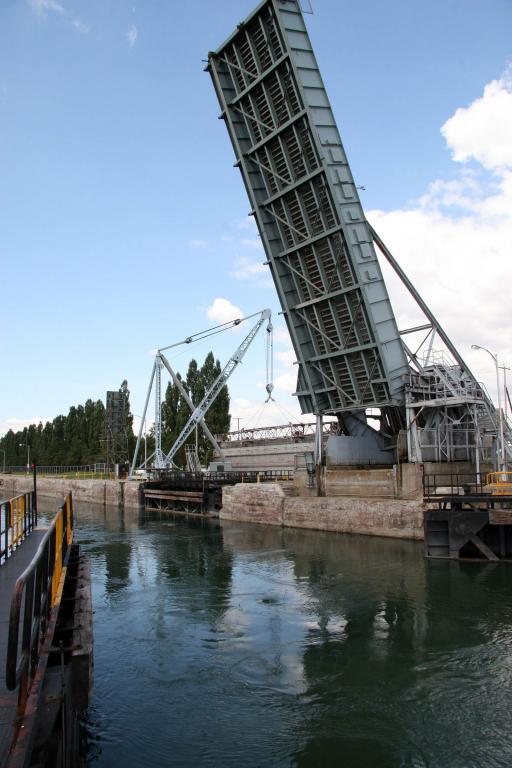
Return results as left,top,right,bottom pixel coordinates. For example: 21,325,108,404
80,508,512,767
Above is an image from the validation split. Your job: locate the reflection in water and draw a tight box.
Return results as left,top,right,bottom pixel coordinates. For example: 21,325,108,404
66,500,512,768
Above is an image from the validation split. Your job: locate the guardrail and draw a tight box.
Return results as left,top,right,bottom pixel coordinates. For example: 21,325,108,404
0,491,37,564
6,494,73,713
2,465,113,479
148,469,294,483
424,473,488,498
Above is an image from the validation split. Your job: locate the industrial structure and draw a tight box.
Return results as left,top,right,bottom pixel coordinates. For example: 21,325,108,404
207,0,511,472
130,309,274,477
105,382,131,470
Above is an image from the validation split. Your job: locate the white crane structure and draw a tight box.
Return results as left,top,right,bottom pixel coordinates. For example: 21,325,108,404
129,309,273,478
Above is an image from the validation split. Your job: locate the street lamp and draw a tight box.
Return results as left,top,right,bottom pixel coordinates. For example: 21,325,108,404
471,345,506,471
19,442,30,473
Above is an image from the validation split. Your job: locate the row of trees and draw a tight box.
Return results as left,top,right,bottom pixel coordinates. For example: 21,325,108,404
0,353,230,469
0,398,110,467
159,352,230,467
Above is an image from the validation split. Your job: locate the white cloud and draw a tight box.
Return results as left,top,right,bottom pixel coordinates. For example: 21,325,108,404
273,326,292,346
29,0,89,33
70,18,90,34
206,297,244,327
0,417,51,437
230,256,270,286
441,65,512,170
275,348,296,368
230,397,302,428
273,371,297,394
127,24,138,48
30,0,64,16
368,65,512,402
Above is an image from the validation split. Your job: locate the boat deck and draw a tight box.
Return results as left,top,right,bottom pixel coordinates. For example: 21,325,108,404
0,529,46,766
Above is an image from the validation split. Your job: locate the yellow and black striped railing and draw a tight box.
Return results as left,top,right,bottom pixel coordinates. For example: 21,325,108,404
6,494,74,711
0,492,37,564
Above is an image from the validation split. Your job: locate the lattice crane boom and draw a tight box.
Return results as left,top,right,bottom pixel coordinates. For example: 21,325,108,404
162,309,272,467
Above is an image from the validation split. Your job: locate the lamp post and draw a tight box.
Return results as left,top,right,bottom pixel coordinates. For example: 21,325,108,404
471,345,506,471
19,442,30,474
499,364,511,423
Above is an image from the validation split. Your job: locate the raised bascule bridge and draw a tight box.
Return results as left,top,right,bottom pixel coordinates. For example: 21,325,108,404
138,0,512,561
202,0,512,559
206,0,511,473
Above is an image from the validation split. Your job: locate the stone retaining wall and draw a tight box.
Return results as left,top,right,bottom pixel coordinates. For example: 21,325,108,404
0,474,142,509
220,483,425,540
1,475,425,540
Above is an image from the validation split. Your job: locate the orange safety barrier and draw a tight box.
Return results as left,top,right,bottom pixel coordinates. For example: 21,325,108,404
486,471,512,495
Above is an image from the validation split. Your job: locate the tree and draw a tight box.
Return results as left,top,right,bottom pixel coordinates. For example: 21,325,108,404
0,387,130,468
160,352,231,468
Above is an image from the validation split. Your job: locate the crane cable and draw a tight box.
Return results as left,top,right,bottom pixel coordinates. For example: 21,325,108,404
158,310,265,353
265,316,274,402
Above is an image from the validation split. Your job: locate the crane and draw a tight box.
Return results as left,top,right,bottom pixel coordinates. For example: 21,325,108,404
162,309,271,468
129,308,273,477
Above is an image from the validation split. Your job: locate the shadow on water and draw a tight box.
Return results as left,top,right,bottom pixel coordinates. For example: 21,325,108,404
59,501,512,768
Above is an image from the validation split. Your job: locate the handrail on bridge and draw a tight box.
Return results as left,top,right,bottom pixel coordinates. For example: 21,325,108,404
1,492,37,564
423,472,512,498
5,494,74,715
148,469,294,483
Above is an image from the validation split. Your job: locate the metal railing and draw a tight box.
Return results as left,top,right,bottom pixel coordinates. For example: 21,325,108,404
0,491,37,564
214,421,337,444
148,469,294,484
2,464,112,479
6,494,73,714
423,473,488,498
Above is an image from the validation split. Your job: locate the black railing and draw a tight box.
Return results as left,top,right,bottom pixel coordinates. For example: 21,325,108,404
0,491,37,564
423,473,488,499
148,469,294,484
6,494,74,714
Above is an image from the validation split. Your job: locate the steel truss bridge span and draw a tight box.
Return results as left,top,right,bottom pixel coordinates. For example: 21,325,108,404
208,0,511,468
207,0,409,422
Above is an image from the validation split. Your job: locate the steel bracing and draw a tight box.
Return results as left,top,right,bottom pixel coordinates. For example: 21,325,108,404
162,310,271,467
208,0,409,420
129,310,273,476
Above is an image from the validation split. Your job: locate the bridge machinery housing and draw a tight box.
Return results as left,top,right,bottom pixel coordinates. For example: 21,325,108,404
207,0,511,471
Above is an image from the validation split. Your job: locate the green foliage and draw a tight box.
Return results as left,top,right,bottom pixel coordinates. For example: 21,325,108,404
0,383,135,467
161,352,230,468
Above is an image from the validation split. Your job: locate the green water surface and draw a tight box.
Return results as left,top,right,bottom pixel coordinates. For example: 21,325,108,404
43,500,512,767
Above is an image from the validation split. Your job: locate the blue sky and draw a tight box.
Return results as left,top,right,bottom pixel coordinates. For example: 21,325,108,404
1,0,512,436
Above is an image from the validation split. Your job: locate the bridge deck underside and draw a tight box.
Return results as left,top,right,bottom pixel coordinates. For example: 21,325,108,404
209,0,409,417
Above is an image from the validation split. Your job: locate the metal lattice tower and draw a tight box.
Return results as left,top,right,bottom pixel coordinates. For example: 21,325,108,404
105,385,130,468
208,0,409,425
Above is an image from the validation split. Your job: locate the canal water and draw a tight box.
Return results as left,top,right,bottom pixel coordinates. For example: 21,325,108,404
42,499,512,767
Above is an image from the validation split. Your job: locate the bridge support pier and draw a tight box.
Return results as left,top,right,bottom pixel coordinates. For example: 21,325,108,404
314,414,325,497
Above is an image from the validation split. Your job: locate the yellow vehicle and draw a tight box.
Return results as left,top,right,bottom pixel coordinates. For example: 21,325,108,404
486,472,512,495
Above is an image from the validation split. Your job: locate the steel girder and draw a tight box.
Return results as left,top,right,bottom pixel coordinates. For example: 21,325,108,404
207,0,409,417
